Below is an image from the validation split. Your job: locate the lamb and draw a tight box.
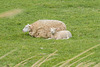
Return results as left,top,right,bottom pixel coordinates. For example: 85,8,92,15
23,20,67,38
50,28,72,40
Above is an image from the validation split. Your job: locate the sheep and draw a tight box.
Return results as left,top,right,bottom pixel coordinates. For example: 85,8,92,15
23,20,67,38
50,28,72,40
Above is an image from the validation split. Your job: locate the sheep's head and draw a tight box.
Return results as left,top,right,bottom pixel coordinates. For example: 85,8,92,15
23,24,31,32
50,28,57,35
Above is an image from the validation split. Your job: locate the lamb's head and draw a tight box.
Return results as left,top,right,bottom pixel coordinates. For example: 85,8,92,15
50,28,57,35
23,24,31,32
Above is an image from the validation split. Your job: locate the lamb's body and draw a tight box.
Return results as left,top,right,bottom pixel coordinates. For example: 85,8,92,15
29,20,66,38
50,28,72,40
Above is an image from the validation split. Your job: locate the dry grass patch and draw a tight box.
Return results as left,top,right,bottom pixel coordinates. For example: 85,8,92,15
14,55,36,67
59,44,100,67
0,9,23,18
0,49,16,60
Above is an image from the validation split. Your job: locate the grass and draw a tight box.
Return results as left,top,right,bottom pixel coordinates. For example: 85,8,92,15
0,0,100,67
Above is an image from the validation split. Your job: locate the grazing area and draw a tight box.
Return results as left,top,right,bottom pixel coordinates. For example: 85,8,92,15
0,0,100,67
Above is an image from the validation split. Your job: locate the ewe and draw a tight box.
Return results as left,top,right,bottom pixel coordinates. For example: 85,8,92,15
23,20,66,38
50,28,72,40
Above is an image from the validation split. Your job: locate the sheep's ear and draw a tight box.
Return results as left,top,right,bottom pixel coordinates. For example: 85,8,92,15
29,25,31,27
27,24,29,25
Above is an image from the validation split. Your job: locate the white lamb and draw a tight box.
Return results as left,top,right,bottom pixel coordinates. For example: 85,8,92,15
50,28,72,40
23,20,67,38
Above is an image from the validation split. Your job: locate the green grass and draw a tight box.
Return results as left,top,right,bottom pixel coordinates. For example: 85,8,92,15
0,0,100,67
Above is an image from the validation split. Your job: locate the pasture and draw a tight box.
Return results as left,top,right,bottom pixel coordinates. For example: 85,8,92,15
0,0,100,67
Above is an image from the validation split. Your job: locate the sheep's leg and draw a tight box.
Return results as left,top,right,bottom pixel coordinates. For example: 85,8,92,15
36,36,41,38
29,32,33,36
29,32,32,35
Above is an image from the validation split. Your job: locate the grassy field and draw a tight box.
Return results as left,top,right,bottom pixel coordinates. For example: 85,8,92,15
0,0,100,67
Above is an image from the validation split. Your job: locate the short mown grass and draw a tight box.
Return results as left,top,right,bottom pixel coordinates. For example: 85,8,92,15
0,0,100,67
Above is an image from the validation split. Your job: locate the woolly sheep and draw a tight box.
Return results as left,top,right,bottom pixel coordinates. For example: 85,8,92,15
50,28,72,40
23,20,67,38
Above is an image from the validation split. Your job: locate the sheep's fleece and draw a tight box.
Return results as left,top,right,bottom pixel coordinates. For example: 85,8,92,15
29,20,67,38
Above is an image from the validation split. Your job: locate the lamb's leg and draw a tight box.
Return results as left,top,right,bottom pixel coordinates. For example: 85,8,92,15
56,35,62,40
67,37,69,39
66,34,69,39
29,32,33,36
